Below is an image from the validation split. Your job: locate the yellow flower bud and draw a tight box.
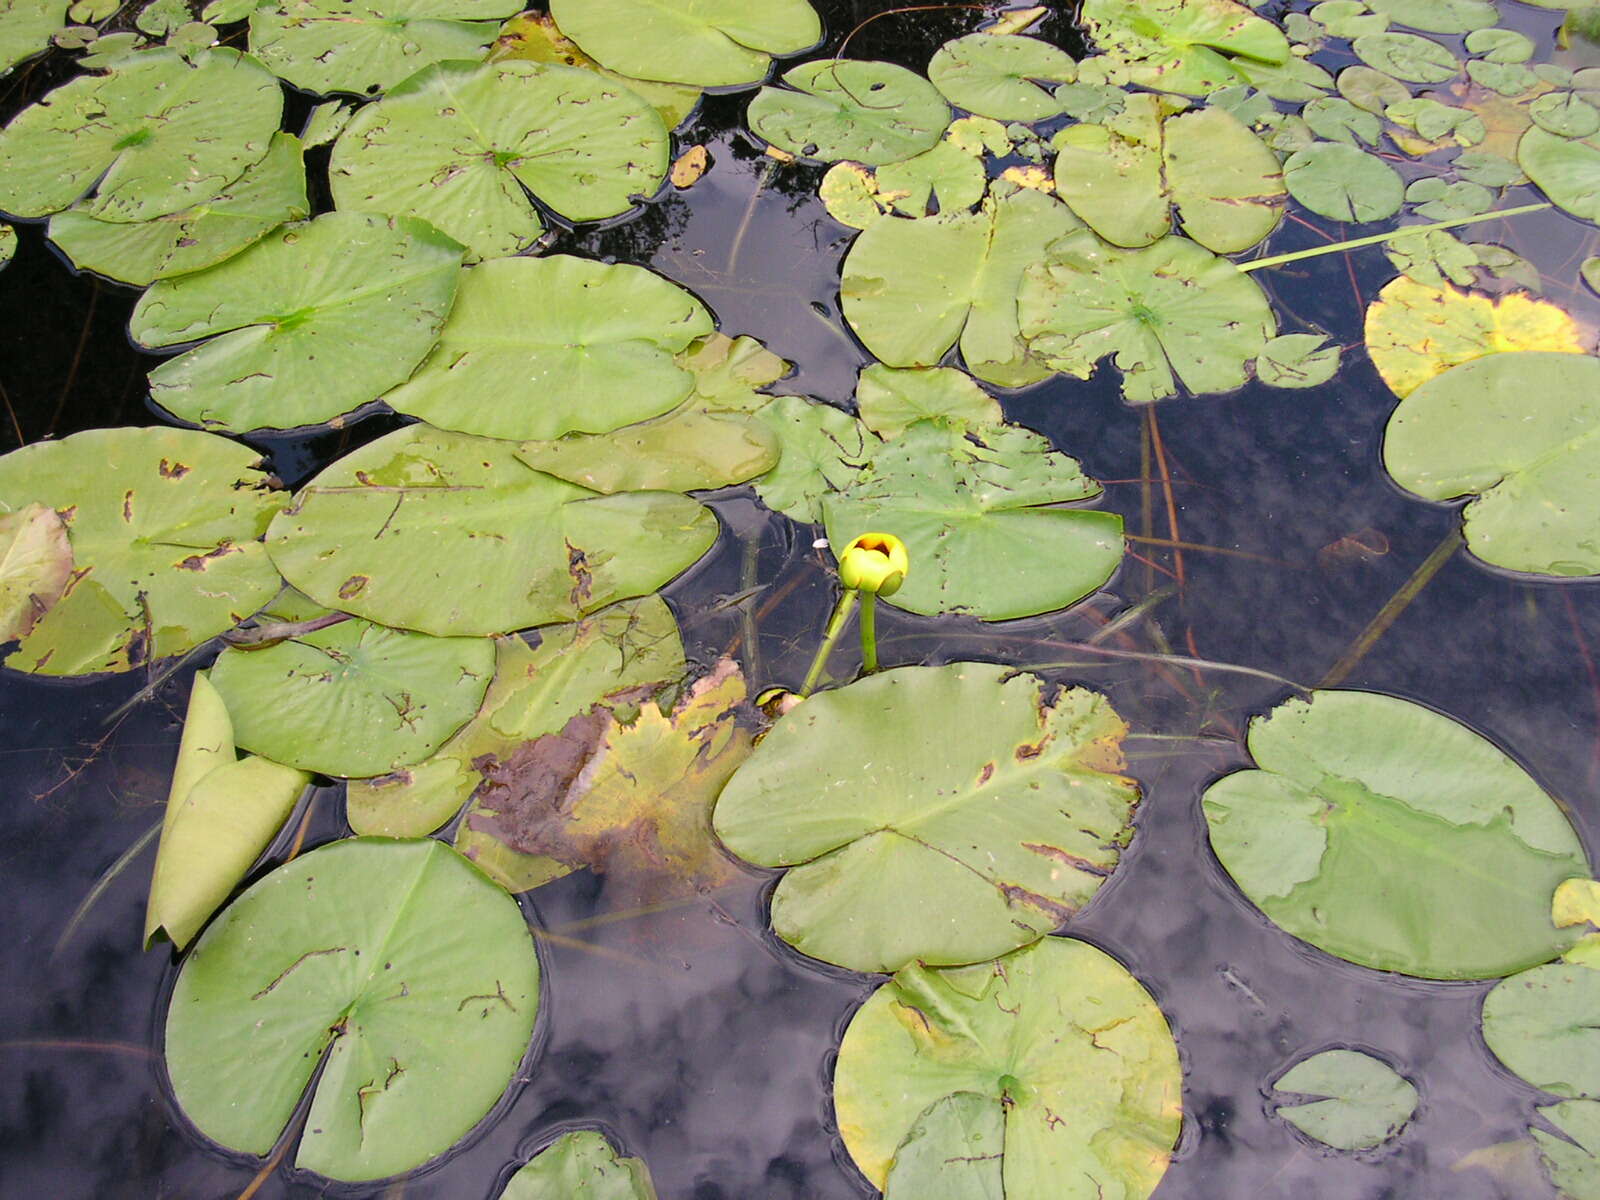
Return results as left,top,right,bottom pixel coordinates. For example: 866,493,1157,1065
837,532,909,597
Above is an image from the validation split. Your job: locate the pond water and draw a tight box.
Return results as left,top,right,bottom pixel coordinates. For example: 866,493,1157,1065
2,1,1600,1197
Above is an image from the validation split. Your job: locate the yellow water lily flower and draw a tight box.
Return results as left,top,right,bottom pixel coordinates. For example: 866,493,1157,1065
837,532,909,597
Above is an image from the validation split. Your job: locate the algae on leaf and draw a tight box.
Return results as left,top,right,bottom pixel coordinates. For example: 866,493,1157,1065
748,59,951,165
1271,1049,1418,1150
551,0,819,88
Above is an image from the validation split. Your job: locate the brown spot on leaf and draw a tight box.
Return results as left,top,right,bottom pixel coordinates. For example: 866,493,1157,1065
158,458,190,479
566,540,593,610
176,543,242,571
471,709,611,864
338,575,369,599
121,490,134,522
977,761,995,787
1023,842,1110,876
999,882,1078,922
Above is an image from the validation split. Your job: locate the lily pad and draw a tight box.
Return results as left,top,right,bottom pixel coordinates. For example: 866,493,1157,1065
1365,0,1497,34
1271,1049,1419,1149
927,33,1075,121
1255,333,1342,388
329,59,670,261
833,938,1181,1195
47,132,310,287
0,0,67,74
0,428,283,676
1363,277,1588,398
1081,0,1291,96
1519,125,1600,222
248,0,520,96
144,673,309,949
750,396,870,524
854,364,1002,439
1482,956,1600,1098
821,422,1123,620
0,47,281,222
1202,689,1590,978
131,212,464,433
841,187,1082,386
266,425,718,636
1533,1100,1600,1198
384,255,713,441
748,59,950,165
501,1130,658,1199
165,837,540,1182
713,663,1140,971
1018,230,1277,404
1383,352,1600,576
0,502,71,645
347,595,685,838
882,1092,1003,1200
549,0,819,88
1283,141,1405,222
1353,31,1461,83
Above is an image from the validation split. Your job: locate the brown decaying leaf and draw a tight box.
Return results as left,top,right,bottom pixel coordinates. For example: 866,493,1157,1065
671,145,710,188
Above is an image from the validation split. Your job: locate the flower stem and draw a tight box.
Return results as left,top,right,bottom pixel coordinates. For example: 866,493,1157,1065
1239,202,1552,273
860,591,878,674
800,589,858,697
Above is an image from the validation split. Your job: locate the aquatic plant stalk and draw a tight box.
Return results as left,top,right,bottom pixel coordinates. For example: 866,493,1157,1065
1241,203,1553,273
1320,527,1463,688
800,589,858,696
860,591,879,673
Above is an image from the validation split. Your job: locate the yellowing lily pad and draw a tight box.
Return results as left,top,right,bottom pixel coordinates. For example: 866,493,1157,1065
0,501,71,645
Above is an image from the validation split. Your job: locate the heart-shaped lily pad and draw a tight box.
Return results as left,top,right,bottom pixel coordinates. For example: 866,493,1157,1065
833,937,1181,1196
714,663,1140,971
165,837,540,1182
1202,689,1589,978
748,59,950,165
1283,141,1405,222
267,425,718,636
1271,1049,1418,1149
131,211,463,433
854,364,1002,439
927,33,1075,121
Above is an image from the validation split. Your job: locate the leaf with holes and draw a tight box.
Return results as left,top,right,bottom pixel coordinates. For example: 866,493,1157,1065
854,365,1002,439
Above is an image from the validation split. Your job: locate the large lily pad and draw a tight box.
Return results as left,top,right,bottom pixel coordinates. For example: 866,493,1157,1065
713,663,1140,971
266,425,718,636
329,60,669,261
549,0,819,88
249,0,520,96
0,47,281,222
47,132,309,287
1520,125,1600,222
841,187,1082,386
0,502,71,645
501,1130,658,1199
748,59,950,165
1081,0,1291,96
1202,689,1590,978
384,255,713,441
1383,352,1600,576
1018,230,1277,404
1482,958,1600,1098
0,0,67,74
165,837,540,1182
1271,1049,1418,1150
130,211,463,433
821,421,1123,620
927,33,1075,121
1353,31,1462,83
833,938,1181,1195
0,428,284,676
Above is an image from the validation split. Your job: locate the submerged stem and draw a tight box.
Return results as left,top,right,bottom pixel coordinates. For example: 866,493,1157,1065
1240,202,1553,272
800,589,859,696
1320,527,1463,689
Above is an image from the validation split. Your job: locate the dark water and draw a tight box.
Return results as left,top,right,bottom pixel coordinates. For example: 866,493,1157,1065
3,3,1600,1198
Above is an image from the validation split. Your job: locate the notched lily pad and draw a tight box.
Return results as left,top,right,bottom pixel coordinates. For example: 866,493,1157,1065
748,59,951,165
928,32,1075,121
1532,1100,1600,1198
750,395,870,525
501,1129,658,1199
1271,1049,1419,1150
1283,141,1405,222
1482,956,1600,1099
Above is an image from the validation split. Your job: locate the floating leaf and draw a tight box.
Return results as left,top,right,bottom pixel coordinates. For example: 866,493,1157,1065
1283,141,1405,222
881,1092,1003,1200
0,428,283,676
0,47,280,221
165,837,540,1181
1272,1049,1419,1149
462,657,753,898
1533,1101,1600,1198
300,100,354,148
1483,958,1600,1098
1530,91,1600,138
347,596,685,839
874,139,988,217
1520,125,1600,222
1313,0,1390,38
501,1130,658,1200
819,162,888,228
1353,31,1462,83
385,255,713,441
1202,689,1589,978
48,132,309,287
1364,0,1497,34
0,502,71,645
267,425,717,636
1363,277,1587,398
822,422,1123,620
1303,96,1383,145
841,188,1082,386
248,0,520,96
1018,230,1277,404
144,673,309,949
330,60,669,261
1081,0,1290,96
750,395,869,524
854,364,1002,438
0,0,67,74
549,0,818,88
833,938,1180,1194
1255,333,1342,388
131,211,463,433
1406,177,1493,219
748,60,950,165
714,663,1139,970
1339,63,1411,113
927,33,1075,121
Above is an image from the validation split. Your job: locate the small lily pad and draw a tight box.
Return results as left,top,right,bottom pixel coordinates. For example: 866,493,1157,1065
1283,141,1405,222
1255,333,1342,388
748,59,950,165
750,395,870,524
1353,31,1461,83
1272,1049,1419,1149
1364,0,1497,34
1482,958,1600,1098
927,33,1075,121
501,1130,657,1199
854,365,1002,439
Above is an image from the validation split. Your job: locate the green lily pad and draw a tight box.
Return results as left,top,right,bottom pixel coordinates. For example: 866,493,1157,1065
1383,352,1600,576
301,100,355,147
1202,689,1590,979
165,837,540,1182
872,138,988,218
1530,91,1600,139
1304,96,1383,145
266,425,718,636
882,1092,1003,1200
854,364,1002,439
48,132,309,287
0,47,281,222
927,33,1075,121
841,187,1082,386
384,255,713,441
1339,63,1411,113
131,211,464,433
248,0,520,96
347,595,685,838
1482,959,1600,1098
1272,1049,1419,1149
145,672,309,949
0,0,67,74
1283,141,1405,221
1520,125,1600,222
713,663,1139,970
1081,0,1291,96
750,395,870,524
1353,31,1460,82
0,502,71,645
748,59,950,165
822,422,1123,620
833,938,1181,1195
1017,230,1277,404
1255,333,1342,388
329,59,669,261
549,0,819,88
0,428,283,676
1364,0,1497,34
502,1130,658,1199
1533,1100,1600,1198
